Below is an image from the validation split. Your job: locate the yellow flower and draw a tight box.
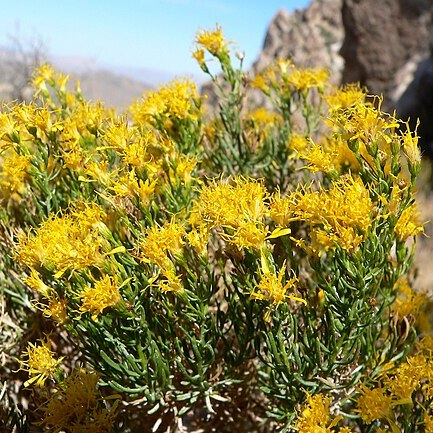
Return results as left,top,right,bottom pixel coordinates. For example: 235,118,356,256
185,222,210,257
274,175,374,254
401,122,421,167
79,275,123,320
288,133,309,153
20,338,63,387
0,149,30,198
23,268,52,298
192,47,207,70
138,219,185,269
250,263,305,322
15,202,108,277
355,384,392,424
40,368,118,433
294,393,340,433
424,411,433,433
250,73,270,94
195,25,229,59
325,83,366,112
169,154,198,185
300,142,337,173
287,67,329,93
394,203,424,240
155,267,184,294
130,79,200,126
43,298,68,324
385,361,420,402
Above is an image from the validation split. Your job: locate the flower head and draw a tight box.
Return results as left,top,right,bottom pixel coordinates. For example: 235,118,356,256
355,384,393,424
79,274,123,320
20,338,63,387
251,263,306,322
195,25,230,59
294,393,340,433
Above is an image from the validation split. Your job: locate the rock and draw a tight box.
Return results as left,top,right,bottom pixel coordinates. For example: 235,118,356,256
340,0,433,111
253,0,344,85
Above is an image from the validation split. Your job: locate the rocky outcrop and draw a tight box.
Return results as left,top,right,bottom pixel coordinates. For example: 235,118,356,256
253,0,344,85
340,0,433,111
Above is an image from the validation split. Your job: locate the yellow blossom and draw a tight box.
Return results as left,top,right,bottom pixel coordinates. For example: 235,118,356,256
424,412,433,433
43,298,68,324
288,133,309,153
20,338,63,387
155,267,184,294
23,268,52,298
300,142,337,173
170,154,198,185
192,47,207,70
15,202,108,277
294,393,340,433
325,83,366,112
185,223,210,257
250,73,270,94
355,384,393,424
287,67,329,93
272,175,374,254
130,79,200,126
250,263,305,322
0,150,30,198
139,220,185,269
401,124,421,166
40,368,118,433
79,275,123,320
195,25,229,58
395,203,424,240
393,277,428,318
385,361,420,401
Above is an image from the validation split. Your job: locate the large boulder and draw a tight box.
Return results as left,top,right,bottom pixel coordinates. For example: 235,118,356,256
340,0,433,111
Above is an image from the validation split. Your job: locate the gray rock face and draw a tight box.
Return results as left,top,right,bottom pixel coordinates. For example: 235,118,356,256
253,0,344,85
340,0,433,111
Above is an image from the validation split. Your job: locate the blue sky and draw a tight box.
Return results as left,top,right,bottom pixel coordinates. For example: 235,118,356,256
1,0,311,78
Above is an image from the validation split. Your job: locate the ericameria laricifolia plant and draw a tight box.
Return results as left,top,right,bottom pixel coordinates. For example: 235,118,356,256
0,25,430,433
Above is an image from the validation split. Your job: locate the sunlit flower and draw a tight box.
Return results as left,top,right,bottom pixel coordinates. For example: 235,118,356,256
355,384,392,424
79,274,123,320
15,202,109,277
20,338,63,387
195,25,230,59
138,219,185,269
250,263,305,322
394,203,424,240
294,392,340,433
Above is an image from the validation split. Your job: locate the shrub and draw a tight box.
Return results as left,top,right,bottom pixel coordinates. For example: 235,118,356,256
0,26,429,433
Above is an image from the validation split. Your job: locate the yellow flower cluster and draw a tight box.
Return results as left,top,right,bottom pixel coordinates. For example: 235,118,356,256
194,177,269,251
15,202,109,278
40,369,118,433
130,79,200,127
250,263,305,322
294,393,347,433
251,59,329,95
271,175,374,253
